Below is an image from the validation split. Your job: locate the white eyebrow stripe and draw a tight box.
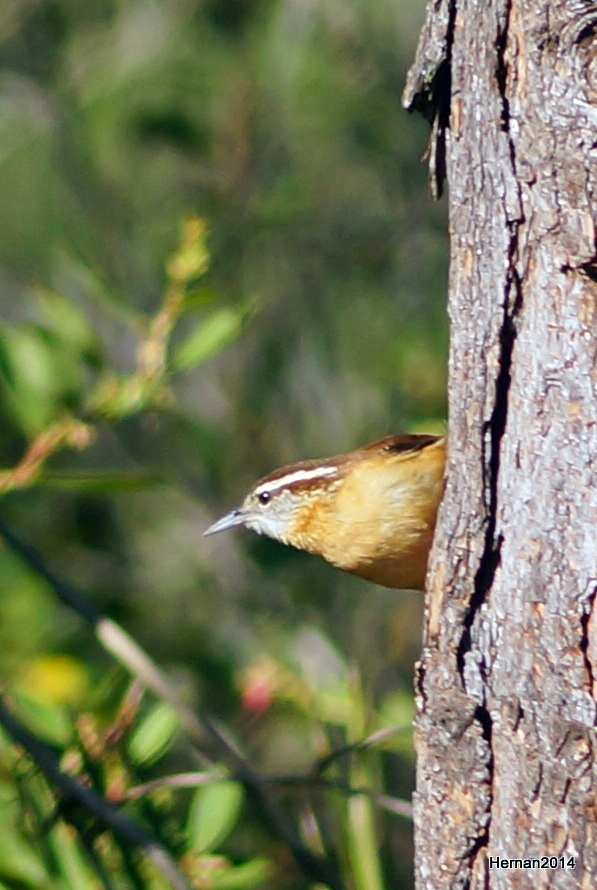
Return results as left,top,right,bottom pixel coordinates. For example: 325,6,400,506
254,465,338,496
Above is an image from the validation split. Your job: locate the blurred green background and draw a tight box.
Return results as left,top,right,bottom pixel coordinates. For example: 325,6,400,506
0,0,447,887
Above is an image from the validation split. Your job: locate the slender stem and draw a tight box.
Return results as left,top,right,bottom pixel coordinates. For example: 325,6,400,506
345,672,386,890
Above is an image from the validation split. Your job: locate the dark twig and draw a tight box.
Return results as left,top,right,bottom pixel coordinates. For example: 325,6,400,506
0,516,101,624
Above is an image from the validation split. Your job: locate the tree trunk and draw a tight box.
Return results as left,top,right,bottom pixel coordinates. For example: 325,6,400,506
403,1,597,887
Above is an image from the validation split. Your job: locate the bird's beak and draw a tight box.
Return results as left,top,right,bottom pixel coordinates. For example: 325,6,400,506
204,508,247,536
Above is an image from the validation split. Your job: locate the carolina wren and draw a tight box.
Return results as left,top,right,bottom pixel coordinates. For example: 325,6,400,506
205,434,445,590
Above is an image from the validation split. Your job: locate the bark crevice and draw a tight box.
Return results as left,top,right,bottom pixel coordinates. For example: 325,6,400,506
457,0,524,685
455,7,525,865
580,585,597,696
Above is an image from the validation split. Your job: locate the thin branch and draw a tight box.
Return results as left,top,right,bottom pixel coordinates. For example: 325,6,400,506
124,770,413,820
315,725,407,775
0,418,94,493
272,776,413,820
124,771,216,800
0,697,190,890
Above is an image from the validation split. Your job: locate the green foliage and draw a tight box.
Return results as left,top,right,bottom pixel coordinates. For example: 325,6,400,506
0,639,415,890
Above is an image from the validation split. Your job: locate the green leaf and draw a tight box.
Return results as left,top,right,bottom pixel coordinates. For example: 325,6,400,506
128,702,179,766
186,780,244,853
172,307,244,371
0,326,58,432
181,286,218,309
48,823,99,890
36,289,99,355
12,691,71,746
0,828,50,888
210,857,272,890
0,332,16,387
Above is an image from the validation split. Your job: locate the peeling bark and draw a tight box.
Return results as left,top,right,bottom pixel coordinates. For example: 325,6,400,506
404,1,597,887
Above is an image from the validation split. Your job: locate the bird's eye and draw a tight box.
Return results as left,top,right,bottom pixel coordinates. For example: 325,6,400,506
257,491,271,505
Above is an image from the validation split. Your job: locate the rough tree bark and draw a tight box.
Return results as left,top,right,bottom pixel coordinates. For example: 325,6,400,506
403,1,597,888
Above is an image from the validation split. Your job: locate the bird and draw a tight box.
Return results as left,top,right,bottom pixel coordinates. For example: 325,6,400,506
204,434,446,590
